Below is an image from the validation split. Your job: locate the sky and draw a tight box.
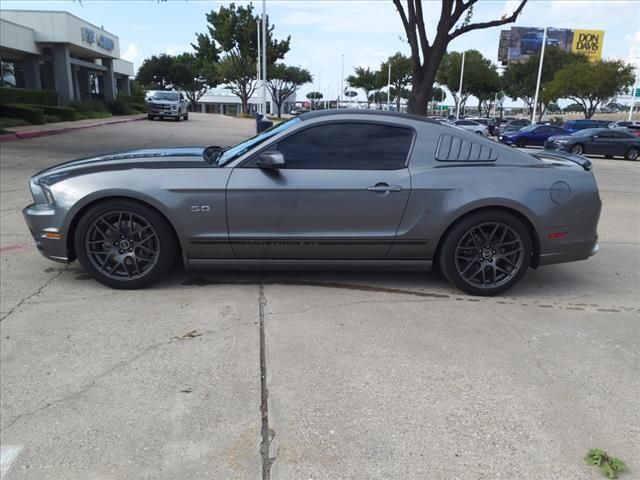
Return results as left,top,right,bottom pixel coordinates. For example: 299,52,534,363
3,0,640,106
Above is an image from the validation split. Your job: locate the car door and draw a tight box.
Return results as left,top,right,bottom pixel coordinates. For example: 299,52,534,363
589,130,614,154
225,121,414,260
610,131,634,155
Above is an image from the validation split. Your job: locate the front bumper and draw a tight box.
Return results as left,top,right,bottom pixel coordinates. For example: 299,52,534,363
22,204,70,263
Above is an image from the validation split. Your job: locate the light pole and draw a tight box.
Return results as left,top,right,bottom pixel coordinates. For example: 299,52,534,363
340,54,344,109
456,50,466,120
532,27,547,123
386,63,391,111
628,61,639,121
256,20,261,115
261,0,267,117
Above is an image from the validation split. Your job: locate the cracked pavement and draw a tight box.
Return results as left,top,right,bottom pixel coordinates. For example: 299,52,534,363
1,114,639,479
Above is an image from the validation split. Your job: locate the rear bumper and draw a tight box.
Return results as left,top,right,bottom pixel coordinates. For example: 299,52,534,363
22,204,70,263
538,238,598,266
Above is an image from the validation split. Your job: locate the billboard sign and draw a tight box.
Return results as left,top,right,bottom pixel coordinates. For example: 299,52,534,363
500,27,604,64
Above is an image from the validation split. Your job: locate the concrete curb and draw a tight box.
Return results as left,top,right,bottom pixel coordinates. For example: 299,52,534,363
0,116,146,143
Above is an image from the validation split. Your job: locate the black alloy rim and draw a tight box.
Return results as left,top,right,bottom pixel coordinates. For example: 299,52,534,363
454,222,525,289
85,210,160,280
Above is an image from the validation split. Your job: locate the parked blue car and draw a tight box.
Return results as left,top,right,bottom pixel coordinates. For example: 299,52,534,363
562,119,611,134
498,124,568,148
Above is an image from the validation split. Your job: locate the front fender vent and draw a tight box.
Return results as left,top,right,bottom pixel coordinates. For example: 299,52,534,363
435,134,497,162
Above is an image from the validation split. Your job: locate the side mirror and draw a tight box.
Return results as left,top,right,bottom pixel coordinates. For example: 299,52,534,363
256,151,285,170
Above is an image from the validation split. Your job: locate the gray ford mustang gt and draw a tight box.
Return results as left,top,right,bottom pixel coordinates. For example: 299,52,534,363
23,110,601,296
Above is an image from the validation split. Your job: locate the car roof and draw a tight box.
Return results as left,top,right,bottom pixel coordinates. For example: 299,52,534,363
298,109,441,125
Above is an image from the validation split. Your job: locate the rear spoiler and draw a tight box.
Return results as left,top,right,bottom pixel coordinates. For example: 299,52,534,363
534,151,593,171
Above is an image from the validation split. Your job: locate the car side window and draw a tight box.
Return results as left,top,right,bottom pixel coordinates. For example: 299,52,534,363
611,131,633,138
274,122,414,170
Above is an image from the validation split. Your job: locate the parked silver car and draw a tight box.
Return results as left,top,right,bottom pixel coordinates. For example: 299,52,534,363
449,119,489,136
23,111,601,295
147,91,189,121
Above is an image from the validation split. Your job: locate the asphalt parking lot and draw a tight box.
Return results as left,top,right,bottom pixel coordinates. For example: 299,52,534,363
1,113,638,479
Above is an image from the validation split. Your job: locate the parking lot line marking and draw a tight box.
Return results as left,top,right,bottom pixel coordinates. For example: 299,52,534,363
0,242,35,253
0,445,23,479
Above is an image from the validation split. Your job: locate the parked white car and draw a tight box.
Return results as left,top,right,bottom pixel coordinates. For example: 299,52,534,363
450,119,489,136
609,120,640,130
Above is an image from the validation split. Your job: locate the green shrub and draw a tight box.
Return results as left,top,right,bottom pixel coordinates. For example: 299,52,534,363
0,87,58,106
0,104,45,124
106,99,135,115
44,114,63,123
0,117,32,129
75,111,112,120
117,94,146,104
68,100,107,113
25,105,77,121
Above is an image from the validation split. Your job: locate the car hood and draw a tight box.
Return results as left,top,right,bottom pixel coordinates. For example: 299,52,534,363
500,129,523,137
149,101,178,105
34,147,207,185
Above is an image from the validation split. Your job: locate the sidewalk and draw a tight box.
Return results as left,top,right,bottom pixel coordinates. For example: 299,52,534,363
0,114,145,142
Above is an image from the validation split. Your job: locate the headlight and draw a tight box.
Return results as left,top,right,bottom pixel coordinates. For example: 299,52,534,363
29,178,54,205
171,105,178,110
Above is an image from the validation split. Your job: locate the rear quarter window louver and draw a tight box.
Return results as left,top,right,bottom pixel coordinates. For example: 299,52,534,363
435,134,497,162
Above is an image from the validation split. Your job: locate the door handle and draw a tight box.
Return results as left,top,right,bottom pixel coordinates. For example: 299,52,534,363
367,183,402,192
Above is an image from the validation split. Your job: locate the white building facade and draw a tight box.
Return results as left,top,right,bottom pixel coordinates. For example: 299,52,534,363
196,85,297,116
0,10,133,104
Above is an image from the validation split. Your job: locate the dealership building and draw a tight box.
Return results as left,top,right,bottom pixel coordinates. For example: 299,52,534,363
0,10,133,104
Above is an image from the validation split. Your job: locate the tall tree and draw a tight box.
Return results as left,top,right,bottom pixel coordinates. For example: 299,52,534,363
502,47,580,118
171,52,218,108
306,91,323,109
546,59,635,119
377,52,412,110
393,0,527,114
136,54,175,89
266,64,312,117
194,2,290,113
436,50,495,115
347,67,380,108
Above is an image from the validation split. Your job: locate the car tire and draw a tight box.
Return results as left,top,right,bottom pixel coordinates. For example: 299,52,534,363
74,199,177,289
176,114,181,122
184,111,189,121
604,155,613,159
438,210,532,296
147,114,154,120
625,147,639,161
570,143,584,155
515,138,527,148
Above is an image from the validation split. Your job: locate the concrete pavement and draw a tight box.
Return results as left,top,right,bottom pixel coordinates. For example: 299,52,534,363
1,113,638,479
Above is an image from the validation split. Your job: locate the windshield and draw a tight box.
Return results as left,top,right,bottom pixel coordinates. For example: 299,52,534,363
218,117,302,165
571,128,600,136
152,92,179,101
520,125,537,132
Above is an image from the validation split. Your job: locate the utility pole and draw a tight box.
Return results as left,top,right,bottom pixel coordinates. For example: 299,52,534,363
532,27,547,123
261,0,267,117
456,50,466,120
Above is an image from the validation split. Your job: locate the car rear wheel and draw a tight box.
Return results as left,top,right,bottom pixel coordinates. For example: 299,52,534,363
74,200,177,289
439,210,532,296
625,147,639,161
570,143,584,155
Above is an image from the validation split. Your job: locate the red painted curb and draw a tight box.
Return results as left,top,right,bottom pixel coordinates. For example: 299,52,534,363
0,116,145,143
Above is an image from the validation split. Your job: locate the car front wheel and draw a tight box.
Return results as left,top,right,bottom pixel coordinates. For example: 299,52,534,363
439,210,532,296
74,200,177,289
570,143,584,155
